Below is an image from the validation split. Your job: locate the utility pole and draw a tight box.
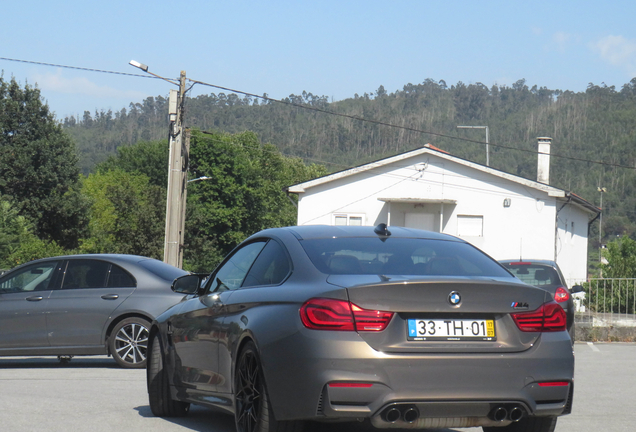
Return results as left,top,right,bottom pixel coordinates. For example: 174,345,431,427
457,125,490,166
129,61,191,268
164,71,187,267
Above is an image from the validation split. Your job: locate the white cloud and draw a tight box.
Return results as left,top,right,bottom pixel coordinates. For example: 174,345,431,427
33,70,146,100
591,35,636,76
552,32,574,52
531,27,543,36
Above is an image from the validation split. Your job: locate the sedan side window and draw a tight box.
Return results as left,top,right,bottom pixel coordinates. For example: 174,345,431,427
0,261,58,293
242,240,291,287
208,241,267,292
107,265,136,288
62,260,110,289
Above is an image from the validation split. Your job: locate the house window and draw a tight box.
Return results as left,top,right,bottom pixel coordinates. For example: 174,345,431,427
333,214,364,226
457,215,483,237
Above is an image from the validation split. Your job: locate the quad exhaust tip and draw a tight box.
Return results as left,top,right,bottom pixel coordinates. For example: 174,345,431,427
492,407,508,422
382,406,420,424
382,404,523,425
489,405,525,422
384,407,401,423
509,406,524,422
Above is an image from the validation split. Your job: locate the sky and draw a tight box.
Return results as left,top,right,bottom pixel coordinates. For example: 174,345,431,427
2,0,636,121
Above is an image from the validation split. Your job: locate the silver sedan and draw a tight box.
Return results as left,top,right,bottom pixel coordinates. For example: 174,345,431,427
0,254,188,368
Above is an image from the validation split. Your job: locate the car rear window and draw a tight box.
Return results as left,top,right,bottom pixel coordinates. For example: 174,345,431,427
502,263,561,286
139,259,187,281
300,237,511,277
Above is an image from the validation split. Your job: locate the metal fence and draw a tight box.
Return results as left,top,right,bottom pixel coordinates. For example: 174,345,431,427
575,278,636,327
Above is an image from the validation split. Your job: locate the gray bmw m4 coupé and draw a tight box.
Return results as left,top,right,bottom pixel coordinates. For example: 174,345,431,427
147,224,574,432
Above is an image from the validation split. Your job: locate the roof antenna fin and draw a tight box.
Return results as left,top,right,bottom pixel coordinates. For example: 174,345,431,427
374,223,391,237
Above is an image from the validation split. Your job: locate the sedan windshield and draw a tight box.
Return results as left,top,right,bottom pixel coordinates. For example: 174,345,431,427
300,237,511,277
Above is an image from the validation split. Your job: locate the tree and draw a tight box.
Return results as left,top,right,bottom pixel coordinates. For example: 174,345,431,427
0,197,32,267
185,130,326,271
0,195,64,268
97,140,169,187
79,169,165,259
601,236,636,279
0,75,88,249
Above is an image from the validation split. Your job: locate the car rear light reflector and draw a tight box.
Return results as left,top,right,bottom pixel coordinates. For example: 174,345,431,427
300,298,394,332
554,287,570,303
511,301,567,332
538,381,569,387
328,382,373,388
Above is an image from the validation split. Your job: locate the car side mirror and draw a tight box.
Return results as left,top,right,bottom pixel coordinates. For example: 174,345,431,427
570,285,584,294
172,274,206,295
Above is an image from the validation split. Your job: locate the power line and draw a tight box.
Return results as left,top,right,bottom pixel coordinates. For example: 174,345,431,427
190,78,636,171
2,56,635,172
0,56,164,80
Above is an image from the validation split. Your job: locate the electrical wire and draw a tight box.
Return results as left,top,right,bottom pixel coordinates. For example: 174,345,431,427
0,56,165,80
190,77,636,171
193,131,568,206
2,56,635,171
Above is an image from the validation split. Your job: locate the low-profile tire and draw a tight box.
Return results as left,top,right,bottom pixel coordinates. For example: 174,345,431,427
483,416,557,432
109,317,150,368
147,332,190,417
569,324,576,345
235,341,305,432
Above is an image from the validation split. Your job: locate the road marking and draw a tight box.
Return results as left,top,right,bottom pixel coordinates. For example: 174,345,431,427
587,342,600,352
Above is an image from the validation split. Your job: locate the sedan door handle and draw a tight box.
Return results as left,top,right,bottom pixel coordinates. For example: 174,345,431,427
101,294,119,300
26,296,44,302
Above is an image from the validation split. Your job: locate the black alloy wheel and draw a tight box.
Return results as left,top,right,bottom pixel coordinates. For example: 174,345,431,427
235,342,263,432
234,341,305,432
109,317,150,368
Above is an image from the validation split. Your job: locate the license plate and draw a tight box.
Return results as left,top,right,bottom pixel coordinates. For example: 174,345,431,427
407,318,496,341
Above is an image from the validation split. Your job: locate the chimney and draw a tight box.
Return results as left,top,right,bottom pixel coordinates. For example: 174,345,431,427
537,137,551,184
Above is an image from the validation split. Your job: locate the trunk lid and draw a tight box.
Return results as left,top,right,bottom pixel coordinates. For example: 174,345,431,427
330,275,551,353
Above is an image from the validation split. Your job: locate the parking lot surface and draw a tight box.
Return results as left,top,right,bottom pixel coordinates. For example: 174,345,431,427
0,342,633,432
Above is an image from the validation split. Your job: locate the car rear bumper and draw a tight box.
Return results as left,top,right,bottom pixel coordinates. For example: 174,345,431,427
261,330,574,425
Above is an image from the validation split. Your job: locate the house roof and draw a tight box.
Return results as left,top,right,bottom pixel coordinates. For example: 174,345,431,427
287,144,600,216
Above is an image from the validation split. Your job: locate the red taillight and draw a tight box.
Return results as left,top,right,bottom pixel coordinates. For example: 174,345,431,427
351,303,394,331
511,301,567,332
300,298,355,331
328,382,373,388
554,287,570,303
538,381,569,387
300,298,394,332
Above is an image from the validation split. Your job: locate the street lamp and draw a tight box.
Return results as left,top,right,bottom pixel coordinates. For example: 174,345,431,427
130,60,188,268
188,176,211,183
457,125,490,166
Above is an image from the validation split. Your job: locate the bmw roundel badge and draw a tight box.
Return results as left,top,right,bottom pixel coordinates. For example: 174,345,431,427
448,291,461,306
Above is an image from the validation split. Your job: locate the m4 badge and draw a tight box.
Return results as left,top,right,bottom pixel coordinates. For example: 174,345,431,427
511,302,529,309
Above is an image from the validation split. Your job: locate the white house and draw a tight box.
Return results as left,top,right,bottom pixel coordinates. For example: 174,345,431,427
287,138,600,286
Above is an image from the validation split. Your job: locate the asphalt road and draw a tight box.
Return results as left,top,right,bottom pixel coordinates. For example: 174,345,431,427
0,342,633,432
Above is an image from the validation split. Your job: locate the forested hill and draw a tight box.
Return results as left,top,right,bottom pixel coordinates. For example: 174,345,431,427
62,78,636,244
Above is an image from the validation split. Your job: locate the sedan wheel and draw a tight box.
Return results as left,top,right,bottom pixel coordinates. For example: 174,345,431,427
235,341,304,432
109,317,150,368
